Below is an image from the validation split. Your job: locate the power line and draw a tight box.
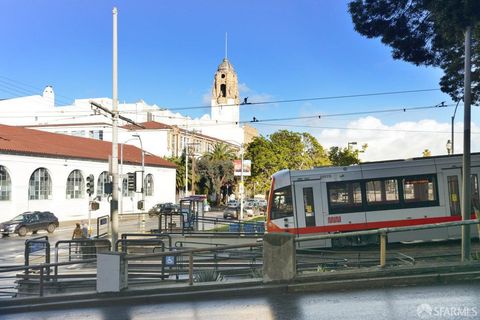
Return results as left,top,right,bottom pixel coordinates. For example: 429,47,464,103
253,122,480,135
168,88,442,111
242,102,454,124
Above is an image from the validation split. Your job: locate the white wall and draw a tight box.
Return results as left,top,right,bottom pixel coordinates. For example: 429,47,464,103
0,154,176,222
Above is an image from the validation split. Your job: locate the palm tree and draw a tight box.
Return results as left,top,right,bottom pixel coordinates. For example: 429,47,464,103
203,143,237,161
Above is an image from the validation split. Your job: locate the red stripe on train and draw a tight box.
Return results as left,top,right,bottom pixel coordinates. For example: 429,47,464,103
269,215,467,235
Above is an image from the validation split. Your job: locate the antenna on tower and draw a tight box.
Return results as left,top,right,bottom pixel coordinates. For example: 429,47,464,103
225,32,228,60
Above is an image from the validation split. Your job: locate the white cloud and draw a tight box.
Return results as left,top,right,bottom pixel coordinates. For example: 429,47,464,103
316,116,480,162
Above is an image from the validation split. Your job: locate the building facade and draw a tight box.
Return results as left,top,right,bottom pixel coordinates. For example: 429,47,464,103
0,125,176,222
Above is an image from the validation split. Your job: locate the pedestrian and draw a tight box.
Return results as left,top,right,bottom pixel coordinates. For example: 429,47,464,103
81,221,89,239
72,223,83,239
72,222,83,256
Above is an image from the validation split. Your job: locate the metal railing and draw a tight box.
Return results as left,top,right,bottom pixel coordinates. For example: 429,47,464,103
124,242,262,285
296,219,480,267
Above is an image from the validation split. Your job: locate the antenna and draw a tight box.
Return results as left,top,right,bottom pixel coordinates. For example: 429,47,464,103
225,32,228,60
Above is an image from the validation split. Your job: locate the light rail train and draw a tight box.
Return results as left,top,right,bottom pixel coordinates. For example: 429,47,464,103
266,153,480,248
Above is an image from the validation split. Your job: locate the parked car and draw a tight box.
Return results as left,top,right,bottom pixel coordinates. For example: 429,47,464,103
226,199,239,207
0,211,59,237
148,202,179,216
223,206,240,220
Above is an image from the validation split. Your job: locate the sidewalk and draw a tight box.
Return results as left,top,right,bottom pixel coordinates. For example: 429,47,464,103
1,260,479,314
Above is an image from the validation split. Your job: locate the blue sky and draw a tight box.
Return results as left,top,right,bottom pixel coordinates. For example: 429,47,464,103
0,0,478,160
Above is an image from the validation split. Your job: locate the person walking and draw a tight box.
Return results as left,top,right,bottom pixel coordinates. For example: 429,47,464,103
72,223,83,239
72,223,83,257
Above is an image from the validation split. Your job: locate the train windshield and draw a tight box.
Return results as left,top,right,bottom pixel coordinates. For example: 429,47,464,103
270,186,293,220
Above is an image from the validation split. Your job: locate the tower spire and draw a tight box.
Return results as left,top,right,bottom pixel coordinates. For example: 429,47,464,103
225,32,228,60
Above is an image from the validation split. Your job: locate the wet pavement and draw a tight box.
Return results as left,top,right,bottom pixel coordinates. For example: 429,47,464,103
2,282,479,320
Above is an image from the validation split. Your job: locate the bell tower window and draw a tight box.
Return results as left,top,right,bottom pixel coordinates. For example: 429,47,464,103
220,84,226,97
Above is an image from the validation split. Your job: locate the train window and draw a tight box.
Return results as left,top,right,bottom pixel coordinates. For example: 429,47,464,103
327,181,363,214
303,187,316,227
447,176,461,216
402,174,438,206
366,179,400,206
270,186,293,220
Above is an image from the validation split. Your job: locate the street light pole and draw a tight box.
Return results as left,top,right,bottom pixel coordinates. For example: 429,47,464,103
110,7,119,247
451,100,460,155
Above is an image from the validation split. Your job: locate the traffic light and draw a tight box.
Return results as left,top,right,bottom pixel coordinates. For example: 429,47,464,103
86,174,94,196
90,201,99,211
127,172,136,191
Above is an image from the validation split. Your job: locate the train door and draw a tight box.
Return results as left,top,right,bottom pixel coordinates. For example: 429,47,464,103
293,180,330,247
443,168,462,218
443,168,480,238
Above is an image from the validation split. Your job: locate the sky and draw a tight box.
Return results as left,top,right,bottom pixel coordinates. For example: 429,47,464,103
0,0,478,161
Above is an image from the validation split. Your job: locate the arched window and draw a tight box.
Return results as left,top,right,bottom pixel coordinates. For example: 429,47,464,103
145,174,154,196
66,170,84,199
97,171,109,197
29,168,52,200
0,166,12,201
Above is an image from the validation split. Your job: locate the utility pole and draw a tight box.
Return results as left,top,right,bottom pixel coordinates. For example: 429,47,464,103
461,25,472,262
111,7,119,247
240,145,244,220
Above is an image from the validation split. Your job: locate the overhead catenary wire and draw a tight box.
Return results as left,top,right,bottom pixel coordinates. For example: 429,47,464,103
252,122,480,135
240,102,455,124
167,88,442,111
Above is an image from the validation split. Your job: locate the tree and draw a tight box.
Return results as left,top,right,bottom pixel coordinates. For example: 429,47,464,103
197,157,234,205
245,130,330,196
195,142,237,205
349,0,480,103
203,143,236,161
166,154,187,194
328,146,363,166
422,149,432,157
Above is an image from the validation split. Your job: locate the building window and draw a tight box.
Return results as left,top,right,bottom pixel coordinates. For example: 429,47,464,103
122,178,129,197
66,170,84,199
71,130,85,137
29,168,52,200
97,171,109,197
89,130,104,140
145,174,154,196
0,166,11,201
220,84,226,97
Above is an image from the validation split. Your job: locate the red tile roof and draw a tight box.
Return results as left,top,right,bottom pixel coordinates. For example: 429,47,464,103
122,121,172,130
0,124,175,168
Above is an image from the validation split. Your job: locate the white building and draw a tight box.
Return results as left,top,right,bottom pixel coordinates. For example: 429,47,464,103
0,58,256,158
0,124,176,222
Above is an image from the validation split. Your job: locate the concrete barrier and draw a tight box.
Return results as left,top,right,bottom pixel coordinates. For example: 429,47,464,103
262,233,296,283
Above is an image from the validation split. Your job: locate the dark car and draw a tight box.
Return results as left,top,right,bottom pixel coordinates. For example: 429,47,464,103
148,202,179,216
223,206,240,220
0,211,59,237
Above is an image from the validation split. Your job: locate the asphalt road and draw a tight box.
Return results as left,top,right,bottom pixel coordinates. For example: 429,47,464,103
0,211,228,266
2,283,479,320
